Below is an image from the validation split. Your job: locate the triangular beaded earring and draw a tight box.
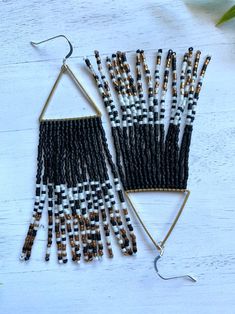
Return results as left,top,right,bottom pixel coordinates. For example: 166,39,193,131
20,35,137,264
85,48,211,281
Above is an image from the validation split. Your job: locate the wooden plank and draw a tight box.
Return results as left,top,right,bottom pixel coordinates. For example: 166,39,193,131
0,0,234,313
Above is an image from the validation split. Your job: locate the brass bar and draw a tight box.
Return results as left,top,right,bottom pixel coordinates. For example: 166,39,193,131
125,188,190,252
38,64,102,122
126,188,186,193
39,65,65,122
161,189,190,247
65,64,102,117
125,191,162,252
41,115,99,122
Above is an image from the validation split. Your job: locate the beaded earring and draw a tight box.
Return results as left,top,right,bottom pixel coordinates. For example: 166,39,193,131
85,48,211,280
20,35,136,264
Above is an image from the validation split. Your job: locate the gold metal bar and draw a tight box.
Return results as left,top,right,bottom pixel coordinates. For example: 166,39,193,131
40,115,99,123
125,188,190,252
39,66,65,122
38,64,102,122
125,191,162,252
126,188,186,193
161,189,190,247
65,64,102,117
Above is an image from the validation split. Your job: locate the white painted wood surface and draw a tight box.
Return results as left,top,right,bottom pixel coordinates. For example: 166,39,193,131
0,0,235,313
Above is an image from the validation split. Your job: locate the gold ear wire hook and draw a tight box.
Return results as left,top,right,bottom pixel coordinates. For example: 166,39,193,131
30,34,73,64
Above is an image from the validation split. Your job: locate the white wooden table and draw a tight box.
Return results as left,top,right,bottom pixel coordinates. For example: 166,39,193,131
0,1,235,313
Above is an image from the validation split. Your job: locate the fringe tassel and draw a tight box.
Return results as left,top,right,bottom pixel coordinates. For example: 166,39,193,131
21,116,136,263
85,48,211,191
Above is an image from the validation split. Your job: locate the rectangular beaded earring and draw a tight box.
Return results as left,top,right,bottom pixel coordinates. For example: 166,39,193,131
20,35,137,264
85,48,211,281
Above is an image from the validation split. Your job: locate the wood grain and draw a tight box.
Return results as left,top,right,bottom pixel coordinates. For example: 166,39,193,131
0,0,235,313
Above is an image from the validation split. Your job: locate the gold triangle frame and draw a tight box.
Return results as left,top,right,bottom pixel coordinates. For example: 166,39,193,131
125,188,190,253
39,64,102,122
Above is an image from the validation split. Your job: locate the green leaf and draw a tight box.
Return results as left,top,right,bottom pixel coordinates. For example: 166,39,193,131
216,5,235,26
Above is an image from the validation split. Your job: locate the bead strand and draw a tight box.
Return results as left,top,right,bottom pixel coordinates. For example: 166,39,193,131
136,49,148,124
153,49,162,125
94,51,120,127
121,52,141,123
173,52,188,126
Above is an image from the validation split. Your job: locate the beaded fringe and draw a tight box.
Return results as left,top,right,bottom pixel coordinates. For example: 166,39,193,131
85,48,211,191
21,116,136,263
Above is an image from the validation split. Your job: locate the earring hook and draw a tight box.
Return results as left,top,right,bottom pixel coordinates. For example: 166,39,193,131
154,254,197,282
30,35,73,64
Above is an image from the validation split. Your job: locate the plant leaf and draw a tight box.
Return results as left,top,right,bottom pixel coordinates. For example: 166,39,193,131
216,5,235,26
